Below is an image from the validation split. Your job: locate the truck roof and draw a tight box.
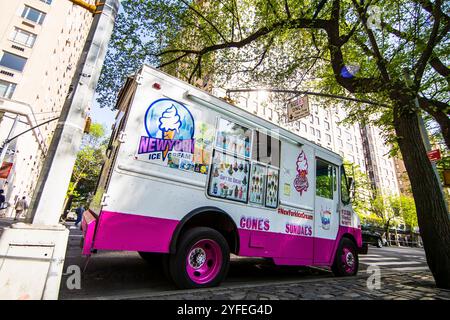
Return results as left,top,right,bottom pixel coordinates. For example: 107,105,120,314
118,64,343,165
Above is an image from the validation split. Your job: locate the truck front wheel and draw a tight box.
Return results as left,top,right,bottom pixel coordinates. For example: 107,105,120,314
331,238,359,276
168,227,230,289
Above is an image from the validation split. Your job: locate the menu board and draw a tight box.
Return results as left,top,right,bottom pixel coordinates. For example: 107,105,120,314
215,118,252,158
208,151,249,202
249,163,266,205
265,167,279,208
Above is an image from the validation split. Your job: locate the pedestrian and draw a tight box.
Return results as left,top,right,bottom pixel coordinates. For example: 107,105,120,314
0,189,5,209
14,196,28,221
74,204,85,228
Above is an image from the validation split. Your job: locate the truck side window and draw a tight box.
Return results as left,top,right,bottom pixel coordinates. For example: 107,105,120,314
341,166,351,204
316,159,333,199
250,130,280,208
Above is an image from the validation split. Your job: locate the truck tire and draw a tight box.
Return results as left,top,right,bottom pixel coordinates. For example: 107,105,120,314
331,238,359,277
168,227,230,289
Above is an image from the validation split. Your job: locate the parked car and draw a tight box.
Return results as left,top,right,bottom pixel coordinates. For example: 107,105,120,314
361,226,384,248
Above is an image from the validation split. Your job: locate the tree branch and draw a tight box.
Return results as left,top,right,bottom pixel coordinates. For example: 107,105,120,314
284,0,291,19
414,0,442,87
179,0,227,43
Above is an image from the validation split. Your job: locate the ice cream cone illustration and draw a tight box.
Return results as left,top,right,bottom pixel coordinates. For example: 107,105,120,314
158,105,181,160
294,150,309,195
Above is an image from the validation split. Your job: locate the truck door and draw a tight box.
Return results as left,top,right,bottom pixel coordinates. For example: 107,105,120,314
313,158,339,264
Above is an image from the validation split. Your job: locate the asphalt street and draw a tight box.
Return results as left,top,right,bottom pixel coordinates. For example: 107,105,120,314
58,221,429,300
0,218,431,300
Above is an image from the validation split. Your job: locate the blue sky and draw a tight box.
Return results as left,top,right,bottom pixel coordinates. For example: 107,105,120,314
90,93,117,134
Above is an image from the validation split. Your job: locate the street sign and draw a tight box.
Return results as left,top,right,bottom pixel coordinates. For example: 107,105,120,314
287,95,309,122
427,149,441,162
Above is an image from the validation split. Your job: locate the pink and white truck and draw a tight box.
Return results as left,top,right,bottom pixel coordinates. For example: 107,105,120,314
82,65,365,289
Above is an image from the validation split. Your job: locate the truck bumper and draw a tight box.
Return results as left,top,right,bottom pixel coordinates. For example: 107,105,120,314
81,210,98,256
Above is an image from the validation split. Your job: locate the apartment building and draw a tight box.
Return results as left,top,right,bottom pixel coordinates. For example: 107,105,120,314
0,0,94,217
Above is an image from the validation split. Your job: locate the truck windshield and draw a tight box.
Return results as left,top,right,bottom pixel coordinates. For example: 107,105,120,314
341,166,351,204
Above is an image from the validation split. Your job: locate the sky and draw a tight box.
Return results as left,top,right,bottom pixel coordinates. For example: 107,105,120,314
89,93,117,134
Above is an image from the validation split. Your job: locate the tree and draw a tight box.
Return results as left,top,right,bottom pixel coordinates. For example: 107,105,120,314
98,0,450,288
344,162,373,218
399,195,418,231
63,123,107,216
370,193,400,242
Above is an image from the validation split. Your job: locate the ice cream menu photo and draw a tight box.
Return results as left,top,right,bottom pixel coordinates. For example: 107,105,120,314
208,151,249,203
265,167,279,208
249,164,265,205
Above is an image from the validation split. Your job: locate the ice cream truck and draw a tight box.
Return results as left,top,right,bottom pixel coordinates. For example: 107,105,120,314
81,65,365,289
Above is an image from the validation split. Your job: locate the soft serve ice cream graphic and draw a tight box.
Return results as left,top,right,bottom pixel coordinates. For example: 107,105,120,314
159,105,182,160
294,150,309,195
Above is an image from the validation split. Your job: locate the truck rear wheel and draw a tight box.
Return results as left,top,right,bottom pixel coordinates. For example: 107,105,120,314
168,227,230,289
331,238,359,276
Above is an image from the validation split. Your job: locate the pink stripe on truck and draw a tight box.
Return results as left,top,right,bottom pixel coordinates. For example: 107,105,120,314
91,210,179,253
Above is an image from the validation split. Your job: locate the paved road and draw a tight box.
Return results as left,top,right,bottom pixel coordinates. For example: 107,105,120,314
57,222,429,299
0,218,431,299
359,246,429,273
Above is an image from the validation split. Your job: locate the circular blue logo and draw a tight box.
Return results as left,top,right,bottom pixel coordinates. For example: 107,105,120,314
144,98,195,140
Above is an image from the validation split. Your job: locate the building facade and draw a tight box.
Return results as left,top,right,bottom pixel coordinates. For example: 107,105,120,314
0,0,94,217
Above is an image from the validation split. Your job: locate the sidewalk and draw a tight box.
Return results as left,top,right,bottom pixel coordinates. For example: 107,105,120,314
121,271,450,300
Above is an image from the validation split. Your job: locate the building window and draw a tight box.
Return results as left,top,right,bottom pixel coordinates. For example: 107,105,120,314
315,116,320,125
316,130,321,139
0,52,27,72
325,134,331,143
10,28,36,48
324,121,330,130
21,6,46,25
337,138,343,147
0,80,16,98
345,132,352,141
346,142,353,151
40,0,52,4
310,127,315,135
336,127,341,136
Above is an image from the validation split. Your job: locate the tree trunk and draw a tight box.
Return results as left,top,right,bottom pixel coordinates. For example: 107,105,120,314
62,195,74,220
393,104,450,289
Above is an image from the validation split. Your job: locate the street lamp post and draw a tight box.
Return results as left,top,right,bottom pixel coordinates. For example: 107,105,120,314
0,0,120,299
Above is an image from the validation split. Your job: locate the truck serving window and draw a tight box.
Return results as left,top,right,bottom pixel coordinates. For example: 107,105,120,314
251,130,280,167
316,159,334,199
250,130,280,208
341,166,351,204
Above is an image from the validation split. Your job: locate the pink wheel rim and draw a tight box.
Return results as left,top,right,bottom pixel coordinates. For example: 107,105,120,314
186,239,222,284
341,247,356,274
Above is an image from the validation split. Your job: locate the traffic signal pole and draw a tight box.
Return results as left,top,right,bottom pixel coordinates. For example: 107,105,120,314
0,0,120,299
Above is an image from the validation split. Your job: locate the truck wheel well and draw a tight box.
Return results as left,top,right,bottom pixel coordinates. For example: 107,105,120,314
170,209,239,255
342,233,357,247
